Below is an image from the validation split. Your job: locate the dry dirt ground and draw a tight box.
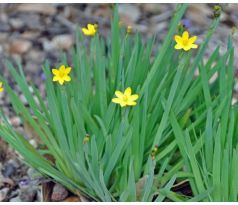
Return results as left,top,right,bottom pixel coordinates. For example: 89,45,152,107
0,3,238,202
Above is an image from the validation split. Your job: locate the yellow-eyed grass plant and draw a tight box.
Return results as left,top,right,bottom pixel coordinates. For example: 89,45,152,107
0,4,235,201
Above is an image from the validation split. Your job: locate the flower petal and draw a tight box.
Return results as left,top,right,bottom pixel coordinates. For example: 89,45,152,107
64,76,71,82
182,31,189,40
53,76,59,81
183,46,192,51
124,87,132,97
65,67,72,74
112,98,122,104
120,102,127,107
175,44,183,50
88,24,95,31
52,69,59,75
127,101,136,106
190,44,198,49
188,36,197,44
0,87,3,92
58,79,65,85
115,91,124,98
82,28,90,35
129,94,139,101
174,35,183,44
59,65,66,72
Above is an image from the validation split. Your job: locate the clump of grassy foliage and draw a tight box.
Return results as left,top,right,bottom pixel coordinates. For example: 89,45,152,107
0,4,236,201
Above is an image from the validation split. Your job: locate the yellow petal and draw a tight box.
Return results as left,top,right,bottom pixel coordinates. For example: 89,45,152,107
65,67,71,74
64,76,71,82
120,102,127,107
174,44,183,50
59,79,65,85
59,65,66,72
112,98,122,104
82,28,90,35
182,31,189,40
53,76,59,81
190,44,198,49
174,35,183,44
189,36,197,44
115,91,124,98
129,94,139,101
127,101,136,106
0,87,3,92
124,87,132,97
183,46,191,51
88,24,95,31
52,69,59,75
93,24,98,30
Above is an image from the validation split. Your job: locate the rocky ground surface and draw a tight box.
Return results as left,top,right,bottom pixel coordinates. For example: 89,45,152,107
0,3,238,202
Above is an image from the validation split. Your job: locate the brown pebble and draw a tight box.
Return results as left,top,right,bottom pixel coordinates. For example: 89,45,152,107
51,183,69,202
9,39,32,54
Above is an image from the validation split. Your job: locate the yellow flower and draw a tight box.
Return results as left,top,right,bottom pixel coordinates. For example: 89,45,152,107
112,87,139,107
52,65,71,85
0,82,4,92
127,26,132,34
82,24,97,36
174,31,198,51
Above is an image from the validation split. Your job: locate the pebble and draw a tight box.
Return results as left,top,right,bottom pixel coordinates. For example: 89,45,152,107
9,18,24,29
19,188,37,202
9,39,32,55
0,187,9,201
2,162,16,178
10,116,21,127
51,183,69,202
19,94,28,105
186,4,211,27
51,34,74,50
26,50,45,64
119,4,141,23
10,196,21,202
17,4,56,16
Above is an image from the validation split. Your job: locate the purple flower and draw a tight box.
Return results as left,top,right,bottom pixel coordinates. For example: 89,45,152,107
182,19,191,28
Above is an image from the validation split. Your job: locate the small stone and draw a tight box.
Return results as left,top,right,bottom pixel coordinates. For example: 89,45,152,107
29,139,37,148
42,39,55,52
134,24,148,33
8,159,20,169
0,188,9,201
26,50,45,64
25,61,40,73
51,183,69,202
0,178,15,187
64,196,81,202
119,4,141,23
186,4,211,27
10,196,21,202
52,34,74,50
17,4,56,16
19,186,37,202
9,39,32,54
0,32,8,43
142,4,162,14
19,94,27,105
2,163,16,178
10,116,21,127
9,18,24,29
